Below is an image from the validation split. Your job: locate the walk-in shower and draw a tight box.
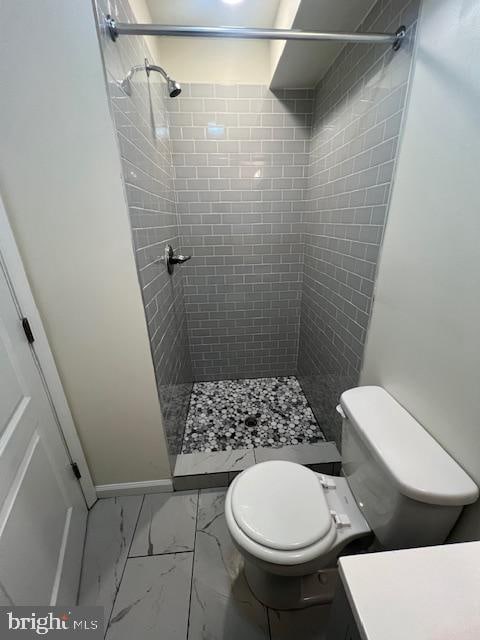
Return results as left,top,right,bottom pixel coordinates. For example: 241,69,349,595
97,0,416,475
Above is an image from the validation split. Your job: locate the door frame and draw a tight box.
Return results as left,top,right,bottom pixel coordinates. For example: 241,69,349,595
0,194,96,507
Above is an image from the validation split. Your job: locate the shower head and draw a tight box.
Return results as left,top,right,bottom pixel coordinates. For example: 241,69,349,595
167,77,182,98
145,59,182,97
120,58,182,98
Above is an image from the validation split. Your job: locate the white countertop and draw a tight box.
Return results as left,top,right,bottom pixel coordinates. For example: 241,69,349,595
339,542,480,640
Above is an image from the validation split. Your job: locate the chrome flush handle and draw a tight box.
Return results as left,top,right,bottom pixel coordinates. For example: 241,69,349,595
165,244,192,275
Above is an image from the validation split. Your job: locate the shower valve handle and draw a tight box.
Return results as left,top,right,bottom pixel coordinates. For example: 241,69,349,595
170,253,191,264
165,244,191,274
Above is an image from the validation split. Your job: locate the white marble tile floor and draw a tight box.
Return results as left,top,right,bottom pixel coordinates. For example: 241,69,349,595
79,490,329,639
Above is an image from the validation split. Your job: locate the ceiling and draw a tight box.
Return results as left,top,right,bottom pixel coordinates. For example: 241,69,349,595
143,0,378,87
146,0,281,28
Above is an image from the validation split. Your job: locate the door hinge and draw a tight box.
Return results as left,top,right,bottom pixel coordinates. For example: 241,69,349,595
22,317,35,344
71,462,82,480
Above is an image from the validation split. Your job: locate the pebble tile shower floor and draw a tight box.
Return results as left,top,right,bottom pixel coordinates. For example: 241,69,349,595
182,376,325,454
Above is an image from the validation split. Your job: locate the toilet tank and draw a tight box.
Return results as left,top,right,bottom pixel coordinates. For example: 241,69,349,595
339,386,478,549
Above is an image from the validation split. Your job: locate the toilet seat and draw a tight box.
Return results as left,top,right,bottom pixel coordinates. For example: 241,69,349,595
226,461,338,566
231,461,334,551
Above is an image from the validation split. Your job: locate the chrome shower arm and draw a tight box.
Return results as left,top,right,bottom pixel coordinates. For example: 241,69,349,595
145,61,181,96
145,62,169,81
120,58,182,98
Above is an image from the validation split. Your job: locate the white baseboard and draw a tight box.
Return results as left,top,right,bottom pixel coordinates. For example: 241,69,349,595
95,478,173,498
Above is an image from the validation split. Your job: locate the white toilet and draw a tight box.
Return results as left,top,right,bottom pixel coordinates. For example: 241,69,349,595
225,386,479,610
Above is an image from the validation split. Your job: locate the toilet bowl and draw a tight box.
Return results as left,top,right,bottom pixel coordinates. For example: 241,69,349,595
225,386,479,610
225,460,371,609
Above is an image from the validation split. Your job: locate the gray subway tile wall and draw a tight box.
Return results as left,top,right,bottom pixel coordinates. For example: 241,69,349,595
94,0,419,454
167,85,313,381
298,0,420,445
95,0,192,465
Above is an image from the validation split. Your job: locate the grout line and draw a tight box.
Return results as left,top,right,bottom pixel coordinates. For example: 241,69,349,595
104,494,145,638
128,550,194,560
185,489,200,640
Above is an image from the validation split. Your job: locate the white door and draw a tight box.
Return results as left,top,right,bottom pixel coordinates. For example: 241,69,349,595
0,261,87,605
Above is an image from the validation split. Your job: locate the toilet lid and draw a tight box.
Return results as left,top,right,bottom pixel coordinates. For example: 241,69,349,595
231,461,334,551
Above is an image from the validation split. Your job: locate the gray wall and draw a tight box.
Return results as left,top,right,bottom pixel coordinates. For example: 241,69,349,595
298,0,420,445
168,85,313,380
96,0,192,464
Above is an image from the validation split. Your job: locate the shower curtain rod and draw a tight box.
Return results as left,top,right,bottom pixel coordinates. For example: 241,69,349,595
106,17,406,51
